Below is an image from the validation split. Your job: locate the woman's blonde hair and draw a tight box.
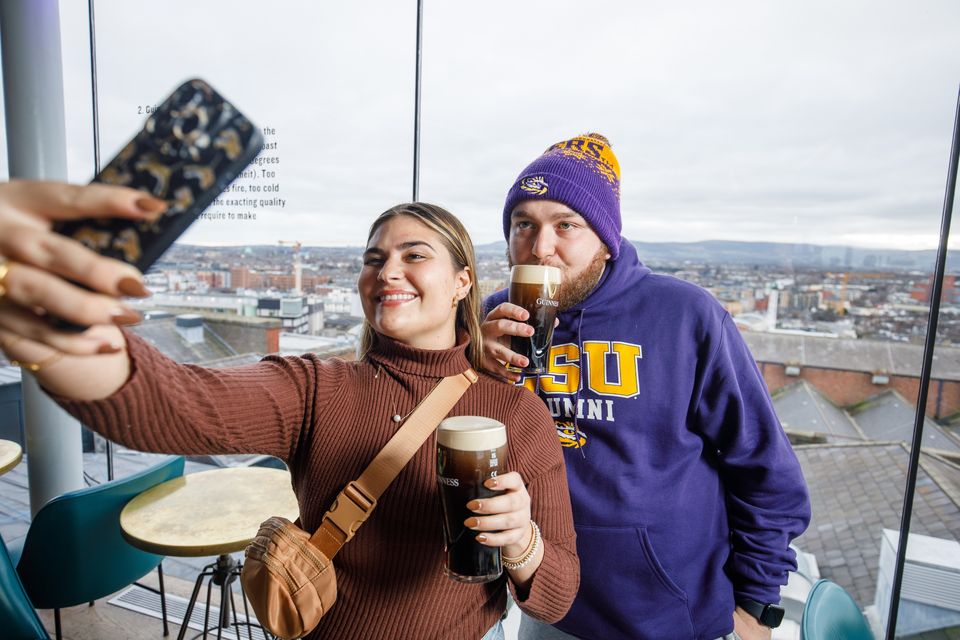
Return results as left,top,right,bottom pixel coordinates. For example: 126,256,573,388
357,203,484,369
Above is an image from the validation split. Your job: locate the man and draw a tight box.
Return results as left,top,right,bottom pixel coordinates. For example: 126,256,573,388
483,133,810,640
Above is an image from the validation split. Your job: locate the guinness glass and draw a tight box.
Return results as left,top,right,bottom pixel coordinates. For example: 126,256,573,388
509,265,562,374
436,416,508,583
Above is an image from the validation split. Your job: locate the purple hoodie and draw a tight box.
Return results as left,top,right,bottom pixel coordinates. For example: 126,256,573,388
486,240,810,640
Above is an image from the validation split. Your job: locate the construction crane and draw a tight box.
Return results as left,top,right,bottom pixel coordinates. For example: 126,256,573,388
278,240,302,296
839,271,848,316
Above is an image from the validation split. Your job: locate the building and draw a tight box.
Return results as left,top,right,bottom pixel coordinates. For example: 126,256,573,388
744,331,960,420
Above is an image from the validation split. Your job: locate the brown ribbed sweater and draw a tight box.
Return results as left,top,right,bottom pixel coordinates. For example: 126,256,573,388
57,332,578,640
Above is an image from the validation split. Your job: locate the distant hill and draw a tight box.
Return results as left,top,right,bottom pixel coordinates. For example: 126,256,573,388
474,239,954,272
171,240,956,273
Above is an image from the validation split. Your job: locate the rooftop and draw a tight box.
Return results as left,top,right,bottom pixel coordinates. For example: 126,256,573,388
773,381,960,456
793,442,960,608
743,331,960,380
772,380,864,440
127,317,236,364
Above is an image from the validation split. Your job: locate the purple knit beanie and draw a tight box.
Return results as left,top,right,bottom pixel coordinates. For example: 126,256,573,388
503,132,622,259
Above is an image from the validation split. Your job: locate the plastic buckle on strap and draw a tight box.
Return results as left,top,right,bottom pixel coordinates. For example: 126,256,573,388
324,481,377,545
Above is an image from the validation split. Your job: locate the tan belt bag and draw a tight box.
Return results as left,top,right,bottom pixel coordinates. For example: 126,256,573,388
241,369,477,639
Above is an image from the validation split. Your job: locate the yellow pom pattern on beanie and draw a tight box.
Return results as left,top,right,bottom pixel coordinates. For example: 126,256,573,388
546,133,621,197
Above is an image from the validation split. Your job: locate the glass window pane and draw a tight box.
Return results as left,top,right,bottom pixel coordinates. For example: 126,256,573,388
420,3,960,638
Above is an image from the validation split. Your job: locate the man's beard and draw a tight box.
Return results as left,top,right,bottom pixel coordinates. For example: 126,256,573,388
508,246,608,311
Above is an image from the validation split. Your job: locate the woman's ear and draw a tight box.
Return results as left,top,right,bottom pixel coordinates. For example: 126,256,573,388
455,265,472,299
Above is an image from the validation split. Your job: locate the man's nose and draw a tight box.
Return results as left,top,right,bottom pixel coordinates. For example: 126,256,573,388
531,229,557,260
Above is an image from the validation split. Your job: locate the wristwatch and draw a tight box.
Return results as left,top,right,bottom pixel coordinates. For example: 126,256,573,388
736,599,785,628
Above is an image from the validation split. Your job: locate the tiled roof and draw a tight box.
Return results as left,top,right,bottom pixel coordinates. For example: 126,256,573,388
849,390,960,455
773,380,863,440
743,332,960,381
128,317,235,364
793,442,960,608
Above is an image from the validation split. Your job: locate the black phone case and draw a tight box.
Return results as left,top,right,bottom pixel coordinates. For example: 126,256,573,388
53,78,263,273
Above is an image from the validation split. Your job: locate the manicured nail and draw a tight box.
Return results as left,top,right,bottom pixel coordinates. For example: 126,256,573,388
465,518,481,530
110,306,142,326
467,500,482,512
135,197,167,215
117,276,150,298
476,534,488,543
97,342,124,354
487,478,499,489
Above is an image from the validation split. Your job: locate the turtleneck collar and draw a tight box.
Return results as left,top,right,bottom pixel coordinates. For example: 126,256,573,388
365,332,472,378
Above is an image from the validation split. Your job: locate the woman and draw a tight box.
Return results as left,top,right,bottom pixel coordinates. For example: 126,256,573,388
0,182,578,640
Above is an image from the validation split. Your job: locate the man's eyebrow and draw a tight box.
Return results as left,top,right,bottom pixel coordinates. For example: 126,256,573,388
511,209,580,220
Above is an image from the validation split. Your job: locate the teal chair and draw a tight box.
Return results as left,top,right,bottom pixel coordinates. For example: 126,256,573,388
10,456,185,639
0,534,49,639
801,579,875,640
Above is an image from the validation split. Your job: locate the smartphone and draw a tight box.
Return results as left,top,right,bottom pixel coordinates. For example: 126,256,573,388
52,78,263,329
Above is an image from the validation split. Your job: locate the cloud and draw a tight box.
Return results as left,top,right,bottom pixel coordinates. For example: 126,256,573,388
1,0,957,251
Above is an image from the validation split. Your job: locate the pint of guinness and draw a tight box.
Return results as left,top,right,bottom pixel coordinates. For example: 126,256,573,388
436,416,508,583
509,265,562,374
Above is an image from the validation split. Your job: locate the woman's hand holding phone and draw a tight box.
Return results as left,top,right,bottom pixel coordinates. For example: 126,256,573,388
0,79,261,398
0,181,162,371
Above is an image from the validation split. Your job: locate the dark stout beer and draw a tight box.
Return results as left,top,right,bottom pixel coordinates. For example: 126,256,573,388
436,416,508,583
509,265,562,374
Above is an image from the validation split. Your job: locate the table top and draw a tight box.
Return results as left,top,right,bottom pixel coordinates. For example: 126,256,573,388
120,466,299,557
0,439,22,475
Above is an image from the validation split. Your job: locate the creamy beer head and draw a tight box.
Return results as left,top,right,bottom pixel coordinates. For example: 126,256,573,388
437,416,507,452
510,264,561,291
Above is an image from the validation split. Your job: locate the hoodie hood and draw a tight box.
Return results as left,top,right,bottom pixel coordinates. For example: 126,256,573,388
559,236,650,316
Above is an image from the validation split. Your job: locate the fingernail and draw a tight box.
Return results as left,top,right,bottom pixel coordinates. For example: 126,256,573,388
117,276,150,298
135,197,167,215
97,342,124,354
465,518,480,529
487,478,499,488
467,500,482,512
476,534,488,543
110,306,142,326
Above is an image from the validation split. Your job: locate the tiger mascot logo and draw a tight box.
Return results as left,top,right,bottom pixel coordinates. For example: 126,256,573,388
519,175,549,196
556,420,587,449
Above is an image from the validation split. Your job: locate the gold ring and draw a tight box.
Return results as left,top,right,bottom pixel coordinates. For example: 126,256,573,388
0,258,10,299
9,351,63,373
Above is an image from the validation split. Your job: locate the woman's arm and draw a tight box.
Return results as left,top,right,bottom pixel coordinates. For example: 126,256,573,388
52,331,331,462
469,395,579,622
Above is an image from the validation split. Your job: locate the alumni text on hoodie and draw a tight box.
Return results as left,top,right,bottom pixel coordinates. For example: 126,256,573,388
486,239,810,640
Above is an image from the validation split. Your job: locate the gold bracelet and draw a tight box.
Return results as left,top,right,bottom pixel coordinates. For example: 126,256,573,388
502,521,536,562
502,521,541,570
10,351,64,373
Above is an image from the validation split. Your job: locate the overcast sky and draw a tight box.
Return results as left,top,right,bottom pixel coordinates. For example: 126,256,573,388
2,0,959,251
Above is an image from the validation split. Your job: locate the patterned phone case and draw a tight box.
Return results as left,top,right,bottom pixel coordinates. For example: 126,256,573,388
54,78,263,273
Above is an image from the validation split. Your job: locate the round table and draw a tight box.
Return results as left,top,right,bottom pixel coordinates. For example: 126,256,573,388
0,439,23,475
121,466,299,640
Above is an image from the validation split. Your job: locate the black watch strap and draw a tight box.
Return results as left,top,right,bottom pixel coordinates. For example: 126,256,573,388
737,599,785,628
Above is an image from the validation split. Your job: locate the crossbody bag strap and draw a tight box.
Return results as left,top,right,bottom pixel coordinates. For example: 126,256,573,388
310,368,478,560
